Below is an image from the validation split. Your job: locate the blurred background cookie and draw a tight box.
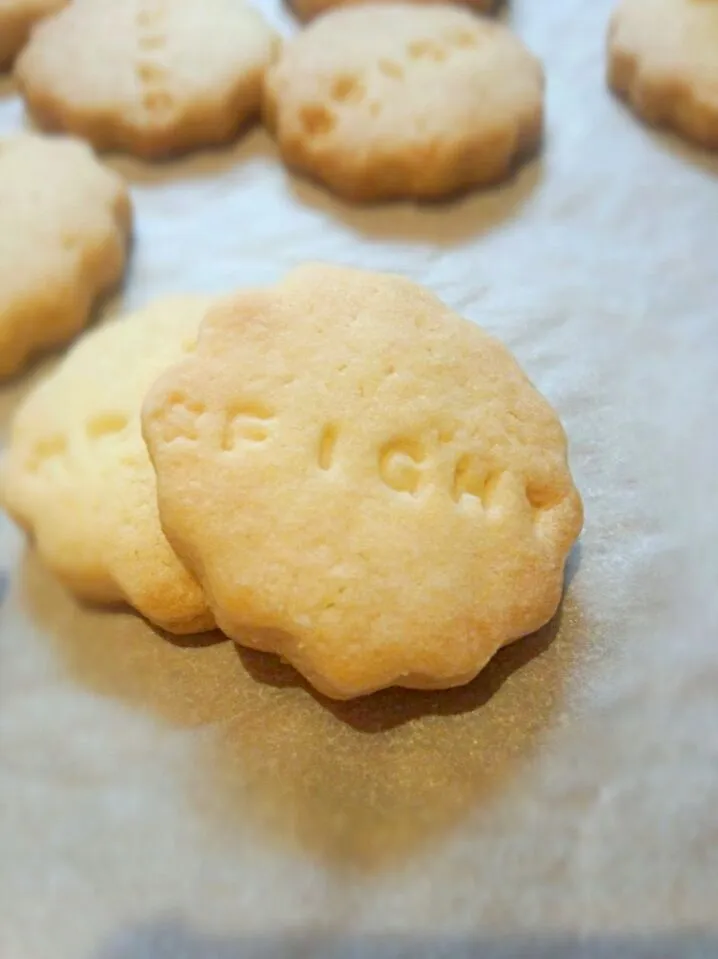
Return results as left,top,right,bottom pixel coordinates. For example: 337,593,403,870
264,3,543,202
0,134,130,379
608,0,718,150
0,296,216,633
16,0,280,159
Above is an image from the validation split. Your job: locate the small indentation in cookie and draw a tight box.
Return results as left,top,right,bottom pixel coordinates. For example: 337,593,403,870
136,10,156,28
143,89,174,113
180,337,196,354
221,404,275,450
138,33,164,50
137,61,165,83
86,412,130,441
368,101,382,118
318,424,338,471
438,423,455,444
330,74,365,104
526,481,562,512
300,104,336,136
61,231,79,250
27,435,67,471
407,39,447,62
482,471,504,509
137,7,162,27
452,453,487,504
157,393,205,444
378,59,404,80
379,438,425,496
446,29,478,49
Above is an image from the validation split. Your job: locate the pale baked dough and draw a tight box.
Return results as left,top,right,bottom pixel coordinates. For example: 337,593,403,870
142,264,583,699
608,0,718,150
0,134,130,379
264,3,544,202
16,0,280,159
0,297,215,634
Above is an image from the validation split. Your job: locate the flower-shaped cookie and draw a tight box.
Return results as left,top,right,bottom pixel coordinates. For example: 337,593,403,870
609,0,718,150
16,0,280,158
143,264,583,698
0,134,130,379
264,3,544,201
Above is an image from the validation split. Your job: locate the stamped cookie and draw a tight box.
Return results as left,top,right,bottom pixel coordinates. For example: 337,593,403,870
0,297,215,634
288,0,500,25
142,264,583,699
0,0,65,69
0,134,130,379
264,4,543,202
16,0,280,159
608,0,718,150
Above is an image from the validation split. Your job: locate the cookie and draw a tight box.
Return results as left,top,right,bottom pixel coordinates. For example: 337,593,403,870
0,134,130,379
16,0,280,159
288,0,499,25
142,264,583,699
608,0,718,150
0,297,215,634
263,4,543,202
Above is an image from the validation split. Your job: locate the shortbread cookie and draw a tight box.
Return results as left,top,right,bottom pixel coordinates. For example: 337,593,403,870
0,134,130,379
0,0,65,69
16,0,280,159
264,4,543,202
0,297,215,633
142,264,582,699
288,0,499,25
608,0,718,150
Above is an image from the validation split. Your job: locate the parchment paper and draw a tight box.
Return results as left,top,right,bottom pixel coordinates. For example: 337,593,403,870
1,1,718,956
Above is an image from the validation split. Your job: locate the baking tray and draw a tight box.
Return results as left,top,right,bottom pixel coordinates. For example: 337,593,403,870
2,1,718,956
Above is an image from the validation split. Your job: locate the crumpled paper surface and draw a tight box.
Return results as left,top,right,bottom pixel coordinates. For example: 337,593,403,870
1,1,717,957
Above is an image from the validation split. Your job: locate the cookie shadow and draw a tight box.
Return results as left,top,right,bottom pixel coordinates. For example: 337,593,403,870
235,607,562,734
17,542,588,871
286,154,544,247
106,126,277,186
284,0,508,23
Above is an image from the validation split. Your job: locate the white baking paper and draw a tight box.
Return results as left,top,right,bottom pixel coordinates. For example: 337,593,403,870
2,1,718,956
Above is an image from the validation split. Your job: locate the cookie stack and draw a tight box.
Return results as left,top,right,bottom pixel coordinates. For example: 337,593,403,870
0,265,583,699
0,0,591,700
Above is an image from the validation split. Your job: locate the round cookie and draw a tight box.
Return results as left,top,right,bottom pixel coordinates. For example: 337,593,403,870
0,297,216,634
288,0,500,25
0,0,65,69
15,0,280,159
608,0,718,150
0,134,130,379
142,264,583,699
263,4,544,202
